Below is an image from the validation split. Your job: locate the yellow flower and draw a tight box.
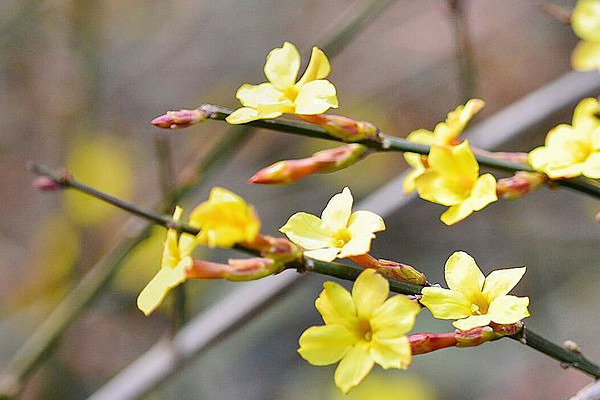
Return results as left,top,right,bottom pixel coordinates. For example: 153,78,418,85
420,251,529,331
189,187,260,248
137,206,197,316
298,269,421,394
226,42,339,124
279,187,385,262
414,141,498,225
528,98,600,179
571,0,600,71
403,99,485,193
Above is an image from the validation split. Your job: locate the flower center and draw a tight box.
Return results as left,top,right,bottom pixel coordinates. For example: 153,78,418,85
470,294,489,315
358,318,373,342
283,85,299,102
332,228,352,248
571,142,592,163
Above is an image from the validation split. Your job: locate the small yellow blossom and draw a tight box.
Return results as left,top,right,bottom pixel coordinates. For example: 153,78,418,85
571,0,600,71
403,99,485,193
189,187,260,248
298,269,421,394
226,42,339,124
137,206,197,316
529,98,600,179
414,141,498,225
420,251,529,331
279,187,385,262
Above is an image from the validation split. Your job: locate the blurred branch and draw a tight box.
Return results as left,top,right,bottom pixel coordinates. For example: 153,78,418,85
569,381,600,400
191,104,600,200
447,0,478,101
0,1,397,396
532,1,572,25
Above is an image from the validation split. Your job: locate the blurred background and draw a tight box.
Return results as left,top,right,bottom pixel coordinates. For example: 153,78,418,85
1,0,599,399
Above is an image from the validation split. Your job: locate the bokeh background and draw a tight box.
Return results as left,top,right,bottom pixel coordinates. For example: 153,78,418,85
2,0,599,399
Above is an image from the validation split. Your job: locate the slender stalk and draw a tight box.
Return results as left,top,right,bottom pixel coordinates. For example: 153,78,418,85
448,0,478,101
0,2,392,395
198,104,600,200
25,171,600,380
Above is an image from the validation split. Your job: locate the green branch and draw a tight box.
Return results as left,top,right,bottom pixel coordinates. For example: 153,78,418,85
197,104,600,200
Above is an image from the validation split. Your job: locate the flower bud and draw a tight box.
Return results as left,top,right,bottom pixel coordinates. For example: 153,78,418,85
151,108,208,129
186,257,283,281
32,176,63,191
298,114,380,142
497,171,547,200
249,144,367,185
349,254,427,285
455,326,501,347
409,332,458,355
244,235,303,264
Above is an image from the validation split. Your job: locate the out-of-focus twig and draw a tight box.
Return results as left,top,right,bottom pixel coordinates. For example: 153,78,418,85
569,381,600,400
447,0,478,101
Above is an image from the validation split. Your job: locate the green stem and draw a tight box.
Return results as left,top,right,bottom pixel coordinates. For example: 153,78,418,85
198,105,600,200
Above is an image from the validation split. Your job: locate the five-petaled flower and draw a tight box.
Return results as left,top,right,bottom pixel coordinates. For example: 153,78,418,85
137,206,197,316
226,42,339,124
279,187,385,262
420,251,530,331
571,0,600,72
529,97,600,179
414,141,498,225
298,269,421,394
189,187,261,248
403,99,485,193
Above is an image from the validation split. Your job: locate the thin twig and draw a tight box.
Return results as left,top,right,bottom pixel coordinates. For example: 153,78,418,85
448,0,478,101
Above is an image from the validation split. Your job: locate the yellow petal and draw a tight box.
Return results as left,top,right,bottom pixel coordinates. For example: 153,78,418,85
177,233,197,259
572,98,600,132
420,287,472,319
416,170,467,206
572,0,600,42
352,269,389,319
280,212,333,249
298,325,356,366
468,173,498,211
444,251,485,300
321,187,353,231
294,79,339,115
337,234,373,259
347,210,386,237
452,141,479,180
482,267,526,302
406,129,436,145
161,207,184,269
370,335,411,369
225,107,262,124
264,42,300,90
583,152,600,178
571,40,600,71
235,83,284,108
487,295,530,325
304,248,340,262
334,341,375,394
315,281,359,330
435,99,485,144
297,46,331,86
402,166,425,194
452,314,491,331
370,295,420,338
137,257,189,316
440,202,473,225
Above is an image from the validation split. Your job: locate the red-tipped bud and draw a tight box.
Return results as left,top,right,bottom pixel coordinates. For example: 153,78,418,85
186,256,285,282
298,114,380,142
497,171,547,200
32,176,63,191
249,144,367,185
456,326,500,347
244,234,304,265
349,253,427,285
409,326,502,355
151,108,207,129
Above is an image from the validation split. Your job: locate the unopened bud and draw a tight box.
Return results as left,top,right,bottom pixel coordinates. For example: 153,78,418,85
151,108,207,129
409,332,458,355
298,114,381,142
32,176,63,191
497,171,547,200
375,259,428,285
186,257,283,281
456,326,501,347
249,144,367,185
564,340,581,354
244,235,303,264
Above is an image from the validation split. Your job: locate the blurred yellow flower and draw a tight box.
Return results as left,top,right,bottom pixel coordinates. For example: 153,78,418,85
189,187,260,248
403,99,485,193
298,269,421,394
420,251,529,331
571,0,600,71
280,187,385,262
226,42,338,124
329,373,435,400
529,98,600,179
137,206,197,316
414,141,497,225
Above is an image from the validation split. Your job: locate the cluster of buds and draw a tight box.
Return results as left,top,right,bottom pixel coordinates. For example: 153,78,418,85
151,108,209,129
348,253,427,285
297,114,381,142
249,144,368,185
496,171,548,200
